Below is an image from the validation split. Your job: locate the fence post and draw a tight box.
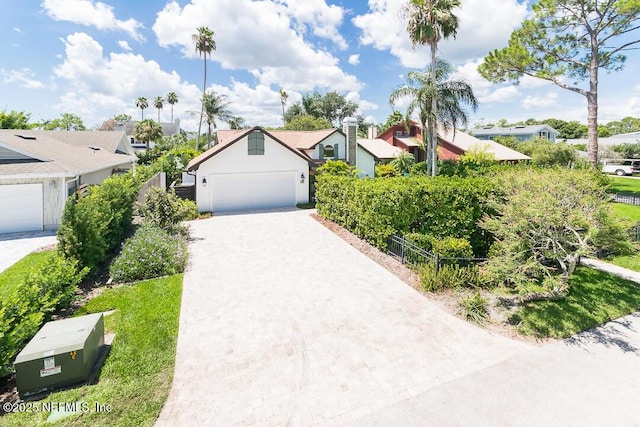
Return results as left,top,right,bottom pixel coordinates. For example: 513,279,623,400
401,235,406,264
434,253,440,275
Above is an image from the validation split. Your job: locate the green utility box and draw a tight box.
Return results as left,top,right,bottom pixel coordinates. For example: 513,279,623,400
14,313,105,397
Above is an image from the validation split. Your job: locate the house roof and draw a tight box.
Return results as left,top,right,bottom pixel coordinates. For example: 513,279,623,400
357,139,405,160
186,127,313,171
471,124,559,137
267,129,341,150
438,127,530,161
0,130,136,177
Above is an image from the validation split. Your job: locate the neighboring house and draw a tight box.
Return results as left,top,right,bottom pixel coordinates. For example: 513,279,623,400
378,120,530,162
565,133,640,159
115,120,181,149
0,130,136,234
186,118,378,212
471,124,559,143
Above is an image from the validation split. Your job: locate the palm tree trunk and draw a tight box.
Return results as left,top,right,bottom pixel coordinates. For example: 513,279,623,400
197,53,207,150
430,42,438,177
170,105,174,123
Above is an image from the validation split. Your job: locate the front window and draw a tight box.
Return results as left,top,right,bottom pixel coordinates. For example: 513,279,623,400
248,131,264,155
323,144,334,158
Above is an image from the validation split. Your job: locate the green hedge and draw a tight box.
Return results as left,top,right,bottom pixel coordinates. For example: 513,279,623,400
316,175,495,255
57,171,142,273
0,253,87,377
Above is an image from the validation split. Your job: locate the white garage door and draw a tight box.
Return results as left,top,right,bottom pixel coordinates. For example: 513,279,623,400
209,172,296,212
0,183,43,233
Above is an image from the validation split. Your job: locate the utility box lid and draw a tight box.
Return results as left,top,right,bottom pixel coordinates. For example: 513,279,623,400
15,313,103,363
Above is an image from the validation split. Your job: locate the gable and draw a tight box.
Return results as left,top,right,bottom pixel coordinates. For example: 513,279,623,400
0,144,40,163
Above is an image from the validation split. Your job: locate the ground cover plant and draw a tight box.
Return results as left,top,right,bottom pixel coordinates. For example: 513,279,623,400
607,176,640,195
0,275,182,427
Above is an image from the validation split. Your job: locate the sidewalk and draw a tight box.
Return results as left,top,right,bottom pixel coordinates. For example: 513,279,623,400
580,257,640,284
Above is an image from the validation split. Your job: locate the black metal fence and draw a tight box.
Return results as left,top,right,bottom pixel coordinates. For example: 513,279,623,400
387,235,488,269
611,193,640,206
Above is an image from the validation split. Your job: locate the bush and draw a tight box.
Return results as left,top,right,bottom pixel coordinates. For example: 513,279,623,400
418,263,484,292
316,175,495,253
430,236,473,258
375,163,401,177
458,291,490,324
110,224,188,283
57,172,140,272
0,253,88,376
316,160,355,176
137,187,198,232
405,232,433,250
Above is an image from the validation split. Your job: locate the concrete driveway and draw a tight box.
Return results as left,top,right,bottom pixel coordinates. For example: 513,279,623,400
156,210,531,426
0,230,57,273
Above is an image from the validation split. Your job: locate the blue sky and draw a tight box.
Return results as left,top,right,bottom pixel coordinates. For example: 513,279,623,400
1,0,639,132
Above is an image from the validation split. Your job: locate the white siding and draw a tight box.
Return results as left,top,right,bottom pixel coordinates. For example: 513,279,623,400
356,146,375,178
309,133,346,161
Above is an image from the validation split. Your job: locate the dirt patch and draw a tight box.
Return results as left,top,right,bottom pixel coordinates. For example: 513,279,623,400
310,213,551,347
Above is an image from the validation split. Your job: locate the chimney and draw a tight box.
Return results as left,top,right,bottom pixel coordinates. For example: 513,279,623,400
343,117,358,166
367,125,377,139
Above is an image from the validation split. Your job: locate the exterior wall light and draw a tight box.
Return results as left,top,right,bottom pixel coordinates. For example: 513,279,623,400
300,173,305,184
202,177,207,187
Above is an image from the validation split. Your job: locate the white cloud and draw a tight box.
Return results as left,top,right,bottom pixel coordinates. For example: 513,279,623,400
479,86,520,103
117,40,132,51
13,27,22,33
276,0,347,49
522,92,559,109
345,91,378,113
0,68,45,89
42,0,145,41
51,32,199,127
353,0,528,68
348,54,360,65
152,0,360,92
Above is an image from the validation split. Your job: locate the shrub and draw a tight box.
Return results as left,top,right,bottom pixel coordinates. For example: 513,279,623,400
405,232,433,250
110,224,188,283
375,163,401,177
458,291,490,324
430,236,473,258
0,253,88,376
137,187,198,232
418,263,484,292
57,172,140,272
316,175,495,253
316,160,355,176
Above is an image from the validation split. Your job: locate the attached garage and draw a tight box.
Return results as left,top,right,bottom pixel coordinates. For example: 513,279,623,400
208,172,297,212
0,183,43,233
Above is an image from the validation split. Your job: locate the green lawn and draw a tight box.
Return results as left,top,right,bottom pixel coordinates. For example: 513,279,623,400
606,254,640,272
0,251,56,298
509,267,640,339
610,202,640,221
607,176,640,195
1,275,182,427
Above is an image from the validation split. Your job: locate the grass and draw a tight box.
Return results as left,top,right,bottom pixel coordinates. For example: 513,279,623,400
607,176,640,195
509,267,640,339
606,254,640,272
1,275,183,427
609,202,640,221
0,251,56,298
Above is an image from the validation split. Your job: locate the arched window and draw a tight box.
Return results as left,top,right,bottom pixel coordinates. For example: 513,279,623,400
323,144,334,158
248,131,265,155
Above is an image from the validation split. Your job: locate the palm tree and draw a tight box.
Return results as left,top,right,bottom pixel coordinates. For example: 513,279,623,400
135,96,148,121
279,89,288,127
192,26,216,150
133,119,164,150
202,90,234,149
389,58,478,172
401,0,460,176
153,96,164,122
390,150,416,174
166,92,178,122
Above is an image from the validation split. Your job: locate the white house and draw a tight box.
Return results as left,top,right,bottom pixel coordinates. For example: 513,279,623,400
471,124,559,143
0,130,136,234
187,118,391,212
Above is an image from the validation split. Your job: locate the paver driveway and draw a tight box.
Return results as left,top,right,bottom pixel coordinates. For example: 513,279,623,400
156,210,530,426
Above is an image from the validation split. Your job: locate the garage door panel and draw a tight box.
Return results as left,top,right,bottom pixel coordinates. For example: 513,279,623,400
0,183,43,233
210,172,296,211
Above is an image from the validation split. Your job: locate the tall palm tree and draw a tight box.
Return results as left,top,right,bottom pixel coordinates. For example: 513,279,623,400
135,96,148,121
166,92,178,123
202,90,234,149
192,26,216,150
133,118,163,150
279,89,288,127
389,58,478,172
153,96,164,122
401,0,460,176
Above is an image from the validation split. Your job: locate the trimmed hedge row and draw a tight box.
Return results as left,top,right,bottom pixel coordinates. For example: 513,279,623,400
316,175,495,255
